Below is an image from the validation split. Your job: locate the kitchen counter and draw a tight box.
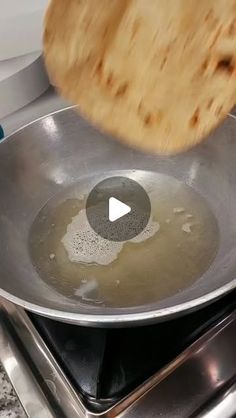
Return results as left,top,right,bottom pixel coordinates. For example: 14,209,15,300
0,363,25,418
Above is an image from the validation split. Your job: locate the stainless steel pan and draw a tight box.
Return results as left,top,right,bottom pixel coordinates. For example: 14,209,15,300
0,107,236,327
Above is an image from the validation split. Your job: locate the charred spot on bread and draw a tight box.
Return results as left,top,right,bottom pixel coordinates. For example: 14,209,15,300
190,108,200,127
215,56,234,75
115,82,129,97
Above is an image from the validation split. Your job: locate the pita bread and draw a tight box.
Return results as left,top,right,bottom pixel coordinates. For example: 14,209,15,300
44,0,236,154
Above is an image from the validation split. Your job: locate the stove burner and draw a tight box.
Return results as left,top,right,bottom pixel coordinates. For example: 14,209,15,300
30,290,236,413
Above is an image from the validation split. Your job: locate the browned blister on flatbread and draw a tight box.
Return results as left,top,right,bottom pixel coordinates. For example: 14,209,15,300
44,0,236,154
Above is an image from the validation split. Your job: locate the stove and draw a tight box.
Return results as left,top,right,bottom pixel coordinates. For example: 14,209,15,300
0,88,236,418
0,291,235,417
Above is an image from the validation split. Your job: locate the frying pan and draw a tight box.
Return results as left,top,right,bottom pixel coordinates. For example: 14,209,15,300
0,107,235,327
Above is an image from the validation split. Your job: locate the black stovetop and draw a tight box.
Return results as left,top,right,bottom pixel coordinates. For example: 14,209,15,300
30,291,236,413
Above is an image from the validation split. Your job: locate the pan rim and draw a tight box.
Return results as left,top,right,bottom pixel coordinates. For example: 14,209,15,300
0,280,235,326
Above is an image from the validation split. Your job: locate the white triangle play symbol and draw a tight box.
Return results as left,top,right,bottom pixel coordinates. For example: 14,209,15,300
109,197,131,222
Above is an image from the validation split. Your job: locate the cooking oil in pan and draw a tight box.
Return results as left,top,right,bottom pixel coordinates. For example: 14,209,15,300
29,173,219,308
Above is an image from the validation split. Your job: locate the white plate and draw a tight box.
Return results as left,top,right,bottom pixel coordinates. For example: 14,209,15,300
0,52,49,118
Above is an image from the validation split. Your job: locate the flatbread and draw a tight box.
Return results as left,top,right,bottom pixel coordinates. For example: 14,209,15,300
44,0,236,154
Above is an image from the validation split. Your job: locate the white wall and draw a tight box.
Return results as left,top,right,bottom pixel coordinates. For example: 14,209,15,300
0,0,49,60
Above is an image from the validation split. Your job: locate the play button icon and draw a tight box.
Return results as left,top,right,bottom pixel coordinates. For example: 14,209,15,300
109,197,131,222
86,176,151,242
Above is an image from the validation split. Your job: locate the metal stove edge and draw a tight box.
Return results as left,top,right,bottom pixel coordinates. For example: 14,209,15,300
0,298,235,418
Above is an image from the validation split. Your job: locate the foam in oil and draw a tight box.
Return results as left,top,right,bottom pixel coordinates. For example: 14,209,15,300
29,173,219,308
